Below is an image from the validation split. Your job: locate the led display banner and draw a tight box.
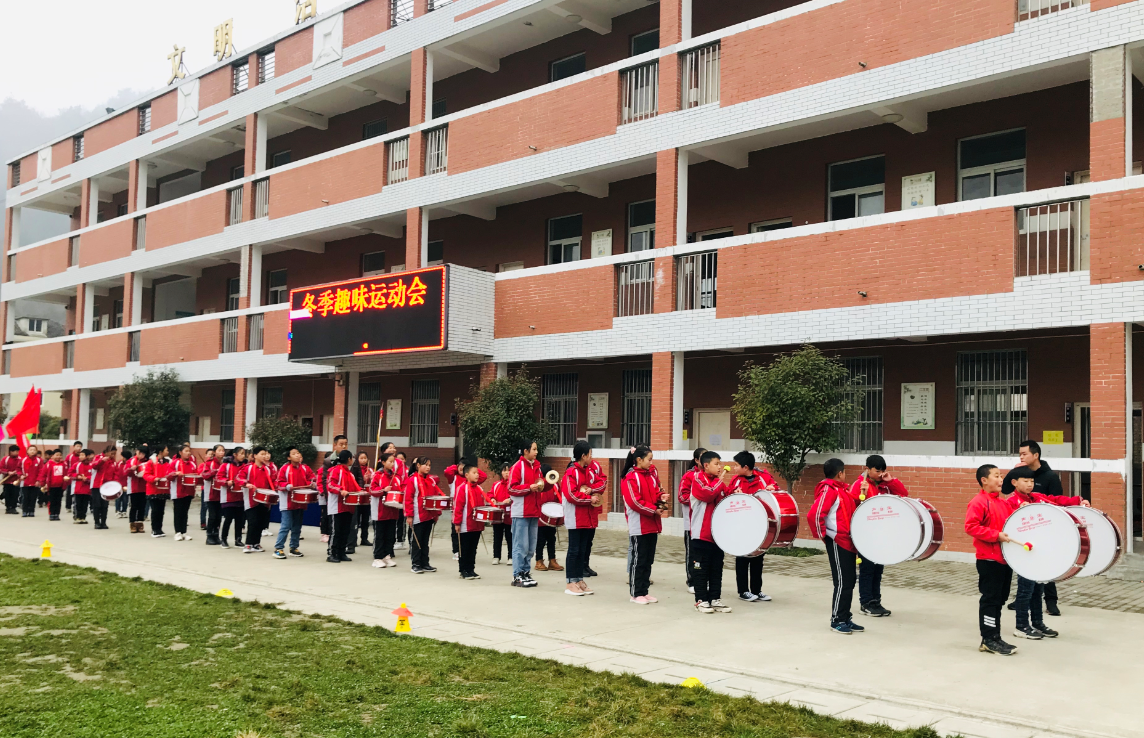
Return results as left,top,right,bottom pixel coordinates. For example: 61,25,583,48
288,266,447,361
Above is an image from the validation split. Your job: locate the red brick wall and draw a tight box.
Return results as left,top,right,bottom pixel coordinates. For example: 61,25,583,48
146,190,227,251
650,351,675,449
198,67,233,110
74,333,128,372
495,264,615,338
263,310,288,354
78,219,133,267
50,139,73,172
448,73,619,174
276,27,314,77
9,342,65,378
1088,322,1127,527
268,143,386,218
140,320,221,364
1090,188,1144,284
15,238,68,282
721,0,1015,107
344,0,389,47
1091,0,1135,9
152,91,177,129
86,111,138,157
1090,117,1126,182
18,153,38,184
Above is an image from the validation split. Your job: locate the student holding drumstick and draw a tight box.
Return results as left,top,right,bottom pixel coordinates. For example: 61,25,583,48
850,455,909,618
622,446,667,605
965,464,1020,656
452,461,487,581
729,451,778,603
808,459,864,634
677,448,705,595
688,451,735,614
487,463,513,566
369,452,402,569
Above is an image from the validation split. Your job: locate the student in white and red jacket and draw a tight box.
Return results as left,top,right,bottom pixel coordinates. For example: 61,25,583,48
621,446,667,605
199,444,226,545
965,464,1020,656
452,461,487,580
1,445,22,514
677,448,705,594
19,445,43,517
369,452,402,568
66,448,92,523
238,446,277,554
404,456,443,573
217,448,247,548
327,449,363,563
124,447,148,533
40,449,67,521
64,441,82,512
88,446,118,530
849,454,909,617
168,445,199,541
273,446,315,559
508,441,544,588
807,458,864,634
534,465,563,573
143,446,174,537
486,463,513,565
689,450,734,613
561,442,607,596
444,461,488,564
729,451,779,603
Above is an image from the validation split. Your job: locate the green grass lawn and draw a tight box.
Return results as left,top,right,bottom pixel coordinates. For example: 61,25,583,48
0,554,935,738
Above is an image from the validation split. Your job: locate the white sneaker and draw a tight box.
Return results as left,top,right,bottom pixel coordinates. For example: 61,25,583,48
491,558,501,565
453,552,459,561
688,586,695,594
394,541,405,550
565,586,586,596
695,600,715,614
384,557,397,567
711,599,733,613
756,593,772,602
372,559,385,568
243,545,254,554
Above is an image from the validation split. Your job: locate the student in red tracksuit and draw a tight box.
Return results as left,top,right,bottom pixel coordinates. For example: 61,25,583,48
1,445,21,514
67,449,93,523
689,450,734,613
849,454,909,617
143,446,174,537
487,463,513,565
508,441,544,587
621,446,667,605
808,458,866,634
452,461,487,580
325,450,362,563
534,465,563,573
200,444,226,545
404,456,443,573
88,446,118,530
561,442,607,596
728,451,778,603
369,452,402,568
40,449,67,521
677,448,706,594
965,464,1020,656
217,448,247,548
63,441,82,512
274,446,315,559
377,443,409,550
168,445,200,541
124,446,149,533
237,446,277,554
19,445,43,517
444,461,488,564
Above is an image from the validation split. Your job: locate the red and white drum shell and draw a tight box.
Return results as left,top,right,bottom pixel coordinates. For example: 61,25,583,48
755,490,799,548
182,473,203,494
711,493,778,558
289,489,319,506
539,501,564,527
1002,503,1090,583
910,498,944,561
474,506,505,524
251,488,279,507
344,492,370,506
383,489,405,509
850,495,944,566
155,477,171,494
99,481,123,501
1067,506,1122,578
424,495,452,511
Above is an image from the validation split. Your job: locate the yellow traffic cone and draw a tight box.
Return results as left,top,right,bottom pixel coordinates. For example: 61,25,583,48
681,677,704,689
41,540,51,558
392,603,413,633
215,588,234,598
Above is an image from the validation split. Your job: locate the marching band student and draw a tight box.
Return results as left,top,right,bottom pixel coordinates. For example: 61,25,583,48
965,464,1020,656
19,445,43,518
274,446,314,559
1,445,20,514
561,442,606,596
808,458,865,634
404,456,442,573
622,446,667,605
66,448,92,523
169,445,199,541
381,445,409,550
318,435,348,548
143,445,173,538
730,451,777,603
351,451,374,552
325,450,360,563
369,452,401,568
488,463,513,565
113,448,130,519
125,446,149,533
200,445,226,545
443,460,488,563
1016,440,1067,616
534,465,563,572
64,441,82,512
238,446,277,554
688,450,734,614
218,448,247,548
508,441,544,588
41,449,67,521
452,461,486,580
88,446,117,530
849,454,909,617
678,448,706,594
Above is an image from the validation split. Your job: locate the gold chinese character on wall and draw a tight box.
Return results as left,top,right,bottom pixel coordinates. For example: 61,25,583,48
296,0,317,24
167,45,187,85
213,19,235,61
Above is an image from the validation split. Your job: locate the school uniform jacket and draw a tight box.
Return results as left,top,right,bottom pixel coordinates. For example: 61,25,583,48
369,468,402,522
238,462,278,510
1005,489,1081,510
276,462,316,511
91,456,118,491
0,454,21,485
142,458,173,496
728,472,765,499
199,457,223,502
41,460,67,489
561,462,606,530
403,471,442,524
964,490,1013,564
124,456,146,494
442,464,488,492
64,453,80,476
166,458,196,499
849,475,909,501
677,466,702,533
217,460,245,505
689,471,732,544
452,479,486,533
324,464,362,515
508,457,542,518
69,460,93,496
21,455,43,489
807,478,859,553
622,466,663,536
487,480,512,523
114,460,129,487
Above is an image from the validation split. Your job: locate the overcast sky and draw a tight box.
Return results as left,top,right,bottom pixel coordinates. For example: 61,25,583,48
5,0,297,114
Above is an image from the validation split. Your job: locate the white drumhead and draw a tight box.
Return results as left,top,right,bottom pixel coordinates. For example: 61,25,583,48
850,496,925,566
711,495,771,557
903,498,935,561
1067,506,1121,577
1002,503,1083,583
99,481,123,498
540,502,563,518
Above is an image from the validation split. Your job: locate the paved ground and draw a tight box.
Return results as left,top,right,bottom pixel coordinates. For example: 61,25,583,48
1,510,1141,738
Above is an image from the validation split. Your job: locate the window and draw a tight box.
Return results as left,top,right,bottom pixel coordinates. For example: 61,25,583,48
12,161,20,186
409,380,440,446
620,62,659,124
751,218,793,233
73,135,84,162
676,251,717,310
230,165,245,181
68,236,80,267
64,341,75,369
834,357,884,452
129,331,140,362
233,62,250,94
25,318,45,333
1,351,9,375
630,29,659,56
258,49,275,83
261,387,284,419
550,53,587,82
956,350,1028,455
358,382,382,444
134,215,146,250
498,261,524,272
117,203,128,217
696,228,733,241
138,105,151,135
543,374,579,446
547,215,583,265
426,241,444,266
425,126,448,175
622,369,652,447
220,389,235,442
227,277,241,311
113,300,123,328
227,186,243,225
627,200,656,252
387,138,409,184
431,99,447,120
363,119,387,140
959,129,1026,201
266,269,288,304
270,151,292,168
829,156,885,221
682,42,720,108
363,251,386,277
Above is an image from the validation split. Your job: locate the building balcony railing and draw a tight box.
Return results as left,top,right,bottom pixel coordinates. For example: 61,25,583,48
621,62,658,125
1018,0,1087,21
388,137,409,184
682,43,720,109
221,316,239,353
227,186,243,226
616,260,654,317
133,215,146,251
425,126,448,176
1016,198,1087,277
253,178,270,219
247,313,264,351
677,251,717,311
128,331,140,362
390,0,414,26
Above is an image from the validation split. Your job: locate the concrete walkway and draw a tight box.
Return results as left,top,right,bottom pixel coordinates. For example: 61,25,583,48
1,514,1138,738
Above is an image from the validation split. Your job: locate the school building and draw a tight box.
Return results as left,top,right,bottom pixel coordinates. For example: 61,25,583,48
4,0,1144,562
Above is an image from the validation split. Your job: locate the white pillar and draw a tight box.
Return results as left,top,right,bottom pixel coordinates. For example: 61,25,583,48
77,388,92,444
346,371,360,447
136,163,150,211
419,209,430,267
8,206,21,250
82,285,95,333
425,50,435,122
248,244,263,308
681,0,693,42
88,180,101,225
131,276,144,327
1126,324,1134,554
495,362,508,380
5,308,14,343
255,116,268,174
244,377,259,435
672,351,685,449
675,149,689,246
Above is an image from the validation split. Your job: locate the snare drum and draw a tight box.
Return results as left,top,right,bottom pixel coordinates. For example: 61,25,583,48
539,501,564,527
99,481,123,501
474,506,504,524
289,489,319,506
383,489,405,509
424,495,452,511
711,494,778,558
756,490,799,548
1067,506,1122,577
1002,503,1090,583
344,492,370,506
850,495,944,566
251,488,279,506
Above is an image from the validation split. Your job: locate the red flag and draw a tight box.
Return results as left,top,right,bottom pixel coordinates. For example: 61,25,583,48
5,388,41,457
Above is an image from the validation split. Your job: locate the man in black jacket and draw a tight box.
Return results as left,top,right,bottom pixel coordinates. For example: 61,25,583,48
1010,440,1066,616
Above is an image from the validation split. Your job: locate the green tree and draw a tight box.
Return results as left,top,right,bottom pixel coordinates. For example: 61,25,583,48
732,345,862,490
457,370,554,468
32,412,62,443
247,416,318,466
106,369,192,452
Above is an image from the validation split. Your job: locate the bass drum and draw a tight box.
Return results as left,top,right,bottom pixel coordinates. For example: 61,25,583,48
850,495,943,566
1002,503,1090,583
711,494,777,558
756,490,799,548
1066,506,1121,578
